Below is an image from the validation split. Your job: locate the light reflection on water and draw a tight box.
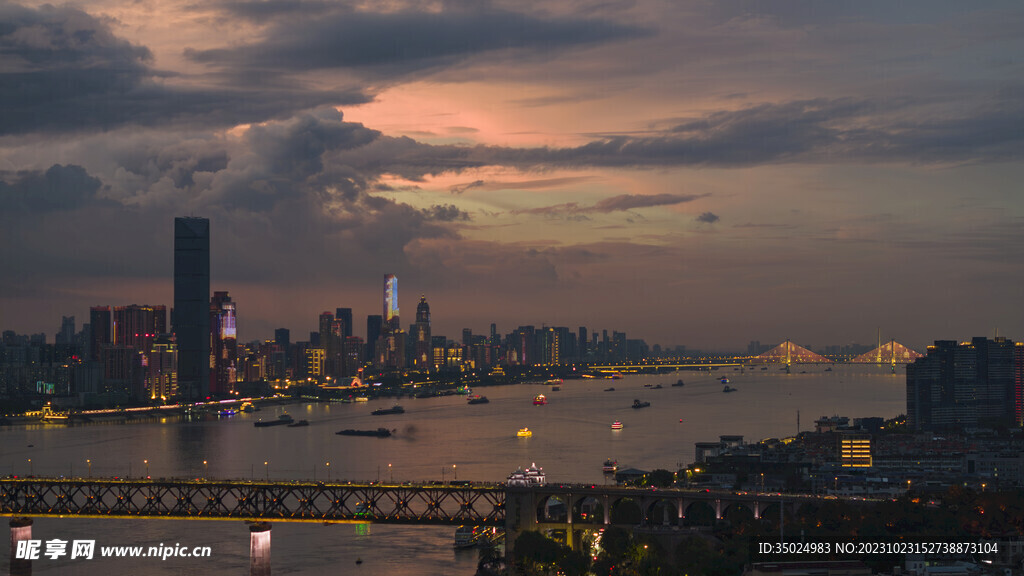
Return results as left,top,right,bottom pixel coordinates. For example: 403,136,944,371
2,365,904,574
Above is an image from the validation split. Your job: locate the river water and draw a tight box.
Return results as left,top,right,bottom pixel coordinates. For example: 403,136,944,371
1,365,904,574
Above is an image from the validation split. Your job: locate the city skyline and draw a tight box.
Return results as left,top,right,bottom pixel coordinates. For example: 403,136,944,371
2,1,1023,350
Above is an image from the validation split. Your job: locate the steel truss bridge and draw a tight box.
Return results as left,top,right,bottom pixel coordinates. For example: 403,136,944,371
0,478,506,525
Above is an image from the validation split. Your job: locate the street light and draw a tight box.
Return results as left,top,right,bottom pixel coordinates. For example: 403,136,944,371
326,462,330,482
203,460,208,479
453,464,457,481
144,459,149,479
264,461,269,481
388,463,392,483
28,459,32,476
87,459,91,478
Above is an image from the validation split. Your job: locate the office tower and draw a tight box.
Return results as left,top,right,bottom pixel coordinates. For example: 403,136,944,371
335,308,353,339
366,315,382,364
209,292,237,396
490,323,497,345
578,327,588,360
173,217,210,400
462,329,473,347
146,335,178,401
113,305,167,353
410,295,432,370
384,275,399,331
56,316,75,347
89,306,111,361
274,328,290,351
907,337,1017,430
329,318,346,376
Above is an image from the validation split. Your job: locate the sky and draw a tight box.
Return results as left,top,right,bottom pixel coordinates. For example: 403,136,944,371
1,0,1023,352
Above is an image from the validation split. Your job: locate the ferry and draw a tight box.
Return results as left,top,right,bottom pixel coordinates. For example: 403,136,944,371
672,379,685,387
507,463,546,486
602,459,618,472
217,409,236,417
454,526,484,549
240,402,255,412
632,399,650,409
610,421,623,430
336,428,391,437
254,414,294,427
371,405,405,416
720,377,730,384
354,396,369,402
604,387,615,392
517,427,532,438
467,395,489,405
533,394,548,405
287,420,309,427
610,373,624,379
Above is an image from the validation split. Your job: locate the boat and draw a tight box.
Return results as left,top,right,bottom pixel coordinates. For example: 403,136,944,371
610,373,624,379
217,409,236,417
653,384,663,389
825,367,833,372
720,377,730,384
371,405,405,415
355,396,369,402
467,395,489,405
550,385,560,392
507,463,546,486
723,385,736,393
454,526,484,549
672,380,685,387
610,421,623,430
240,402,255,412
604,387,615,392
643,384,652,388
336,428,392,437
533,394,547,405
287,420,309,427
546,379,562,386
517,427,532,437
632,399,650,409
254,414,294,427
602,458,618,472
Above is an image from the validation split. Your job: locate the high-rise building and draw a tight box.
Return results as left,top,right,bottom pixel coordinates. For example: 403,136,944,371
89,306,111,361
113,305,166,354
907,337,1017,430
384,275,400,331
366,315,382,363
173,217,210,400
209,292,237,396
146,335,178,401
335,308,353,339
410,295,432,371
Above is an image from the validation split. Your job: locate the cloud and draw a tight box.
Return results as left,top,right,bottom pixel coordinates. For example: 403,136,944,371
0,3,369,136
513,193,706,216
422,204,470,222
186,5,650,77
696,212,720,224
0,165,109,212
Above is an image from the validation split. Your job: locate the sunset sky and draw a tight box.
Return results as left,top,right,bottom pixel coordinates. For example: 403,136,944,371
2,0,1023,351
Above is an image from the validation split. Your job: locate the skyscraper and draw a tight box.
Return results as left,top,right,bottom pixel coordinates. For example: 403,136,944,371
366,315,382,363
173,217,210,400
335,308,353,339
209,291,237,396
411,295,432,370
89,306,111,361
384,274,399,331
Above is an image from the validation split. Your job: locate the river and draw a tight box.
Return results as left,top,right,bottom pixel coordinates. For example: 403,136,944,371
1,364,905,574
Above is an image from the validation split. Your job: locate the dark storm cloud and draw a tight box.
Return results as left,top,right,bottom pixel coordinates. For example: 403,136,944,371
696,212,720,224
186,6,649,75
0,164,110,212
512,193,705,216
463,98,1024,168
0,3,369,135
422,204,470,222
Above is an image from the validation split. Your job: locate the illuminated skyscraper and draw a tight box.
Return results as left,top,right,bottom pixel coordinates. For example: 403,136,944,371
113,304,166,354
209,291,237,396
173,217,210,400
384,274,399,331
411,295,432,370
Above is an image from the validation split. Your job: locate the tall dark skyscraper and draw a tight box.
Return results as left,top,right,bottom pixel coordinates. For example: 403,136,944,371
89,306,111,361
173,217,210,400
335,308,353,339
366,315,382,362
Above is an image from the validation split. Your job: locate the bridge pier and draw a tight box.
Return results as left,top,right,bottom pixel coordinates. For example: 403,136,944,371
677,499,684,525
9,517,32,576
249,522,271,576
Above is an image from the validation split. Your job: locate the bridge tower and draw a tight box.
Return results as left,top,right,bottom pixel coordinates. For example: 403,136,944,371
9,517,32,576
